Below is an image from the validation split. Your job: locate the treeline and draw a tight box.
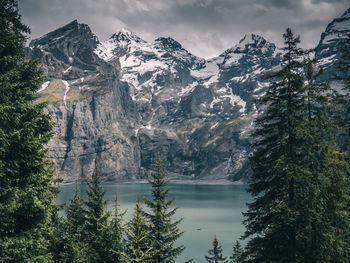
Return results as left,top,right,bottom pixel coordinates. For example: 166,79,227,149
240,29,350,262
205,29,350,263
0,1,186,262
1,0,350,262
49,159,187,263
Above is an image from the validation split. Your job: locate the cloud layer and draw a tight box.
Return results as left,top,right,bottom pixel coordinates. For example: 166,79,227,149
19,0,349,58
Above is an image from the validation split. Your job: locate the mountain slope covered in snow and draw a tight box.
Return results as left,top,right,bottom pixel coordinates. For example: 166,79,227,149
26,9,350,183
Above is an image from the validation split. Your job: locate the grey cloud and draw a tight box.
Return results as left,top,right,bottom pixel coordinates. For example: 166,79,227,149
311,0,349,4
18,0,349,58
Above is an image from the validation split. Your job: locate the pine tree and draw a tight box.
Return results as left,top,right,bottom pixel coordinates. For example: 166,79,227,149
47,178,66,262
48,201,66,262
338,35,350,159
229,241,244,263
109,195,126,263
297,54,350,262
120,202,155,263
0,1,55,262
317,141,350,262
204,236,227,263
243,28,305,262
243,28,350,263
67,183,86,238
143,155,185,263
62,183,88,263
84,164,111,263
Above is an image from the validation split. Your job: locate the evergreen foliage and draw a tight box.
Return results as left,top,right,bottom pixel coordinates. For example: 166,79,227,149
143,155,185,263
109,195,126,263
204,235,227,263
67,184,86,236
0,0,55,262
120,201,155,263
84,164,112,263
229,241,244,263
51,182,125,263
62,183,88,263
339,35,350,159
243,28,350,262
299,55,350,262
243,28,305,262
2,2,349,261
48,202,67,262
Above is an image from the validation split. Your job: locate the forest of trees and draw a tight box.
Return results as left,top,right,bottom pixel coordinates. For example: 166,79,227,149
0,0,349,262
46,159,188,263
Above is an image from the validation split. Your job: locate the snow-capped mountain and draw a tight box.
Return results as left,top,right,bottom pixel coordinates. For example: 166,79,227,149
316,8,350,81
25,9,349,183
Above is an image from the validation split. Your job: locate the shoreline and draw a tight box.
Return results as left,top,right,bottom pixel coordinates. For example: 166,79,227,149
58,179,245,186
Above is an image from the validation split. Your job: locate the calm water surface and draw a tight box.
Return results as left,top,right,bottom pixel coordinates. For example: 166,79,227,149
56,183,252,262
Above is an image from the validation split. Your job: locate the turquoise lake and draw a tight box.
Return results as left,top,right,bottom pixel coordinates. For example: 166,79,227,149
56,183,252,262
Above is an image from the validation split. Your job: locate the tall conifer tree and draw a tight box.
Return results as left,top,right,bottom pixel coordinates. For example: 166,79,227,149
63,183,88,263
339,35,350,159
243,28,350,263
0,0,55,262
229,241,244,263
143,155,185,263
67,184,86,238
243,28,305,262
296,55,350,262
109,195,126,263
84,164,111,263
120,202,155,263
205,236,227,263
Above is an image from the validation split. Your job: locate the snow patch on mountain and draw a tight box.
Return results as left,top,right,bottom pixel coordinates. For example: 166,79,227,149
222,88,246,113
63,66,72,73
191,58,221,81
38,81,50,93
318,54,337,66
62,80,70,102
94,40,117,61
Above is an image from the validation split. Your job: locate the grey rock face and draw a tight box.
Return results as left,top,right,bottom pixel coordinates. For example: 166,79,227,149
27,22,141,183
27,9,349,183
315,8,350,81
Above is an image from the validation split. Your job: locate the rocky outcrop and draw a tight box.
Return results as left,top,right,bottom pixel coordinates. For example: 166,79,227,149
315,8,350,81
26,9,350,183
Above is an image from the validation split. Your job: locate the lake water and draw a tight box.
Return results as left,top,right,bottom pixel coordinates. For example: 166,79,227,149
56,183,252,262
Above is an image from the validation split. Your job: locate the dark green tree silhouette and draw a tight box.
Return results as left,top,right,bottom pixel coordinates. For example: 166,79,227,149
120,202,155,263
84,164,111,263
298,54,350,262
243,28,305,262
62,183,88,263
229,241,244,263
205,236,227,263
143,155,185,263
243,28,350,263
48,201,66,262
338,35,350,159
109,195,126,263
0,0,55,262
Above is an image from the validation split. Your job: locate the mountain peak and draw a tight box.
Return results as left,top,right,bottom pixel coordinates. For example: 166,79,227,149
341,8,350,19
67,19,78,26
220,33,276,58
154,37,183,51
318,7,350,45
110,28,145,44
30,19,98,48
235,34,267,50
315,7,350,74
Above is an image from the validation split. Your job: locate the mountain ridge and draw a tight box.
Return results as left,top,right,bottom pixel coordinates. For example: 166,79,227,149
26,10,349,183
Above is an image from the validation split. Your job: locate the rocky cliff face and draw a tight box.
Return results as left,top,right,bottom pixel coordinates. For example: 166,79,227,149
26,9,349,183
315,8,350,82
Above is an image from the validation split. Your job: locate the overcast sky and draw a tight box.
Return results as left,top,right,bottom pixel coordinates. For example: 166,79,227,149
19,0,349,58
